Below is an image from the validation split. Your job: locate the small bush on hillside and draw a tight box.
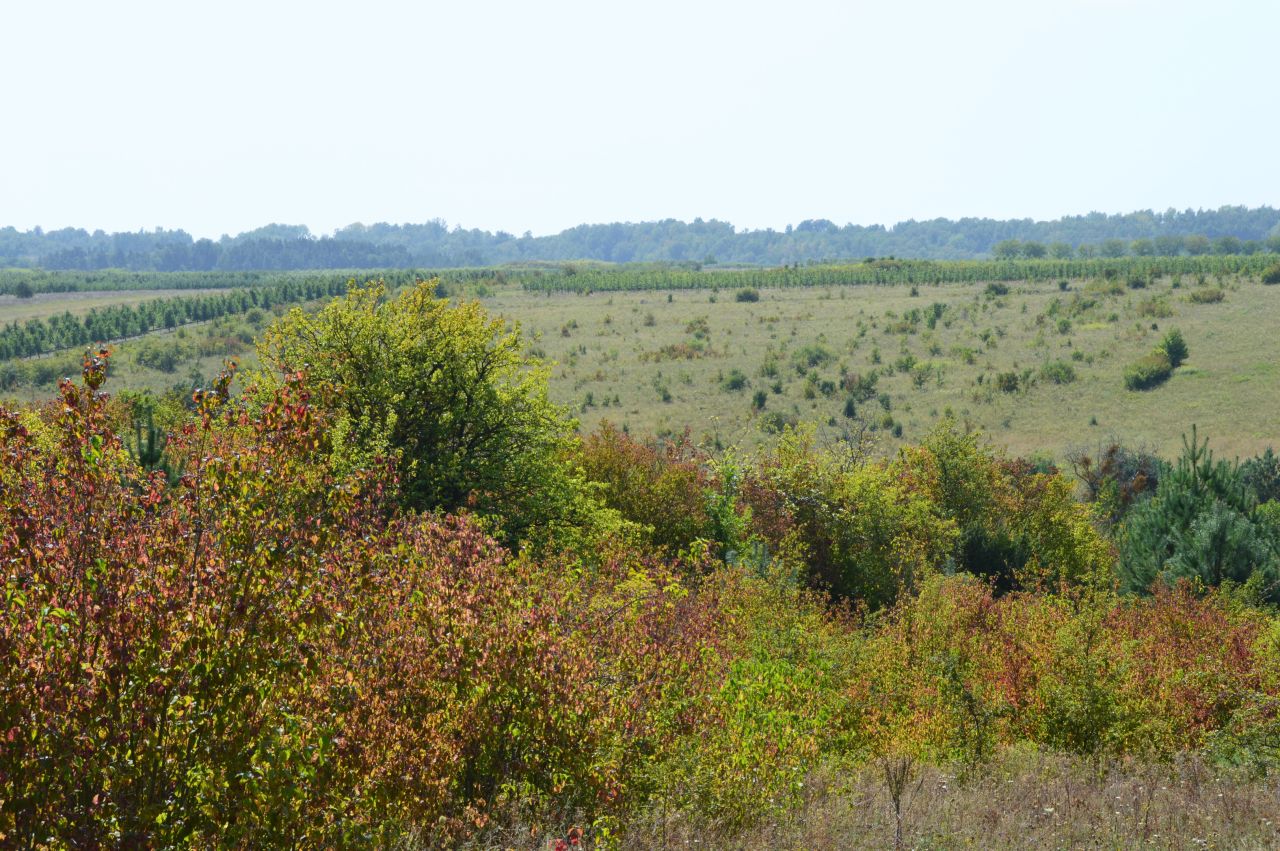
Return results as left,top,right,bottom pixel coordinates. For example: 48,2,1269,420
1136,297,1173,318
995,372,1020,393
758,410,800,434
791,343,834,373
735,288,760,302
1261,263,1280,285
842,369,879,401
1123,351,1173,390
984,282,1009,297
1188,288,1225,304
132,337,191,373
1039,360,1077,385
1157,328,1188,368
722,368,749,392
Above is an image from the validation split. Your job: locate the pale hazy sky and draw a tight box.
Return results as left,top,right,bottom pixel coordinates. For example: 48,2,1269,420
2,0,1276,239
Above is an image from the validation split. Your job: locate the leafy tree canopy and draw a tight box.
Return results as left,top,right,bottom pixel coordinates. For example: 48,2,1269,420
257,279,594,544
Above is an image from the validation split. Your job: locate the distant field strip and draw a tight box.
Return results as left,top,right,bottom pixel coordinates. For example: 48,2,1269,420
0,289,231,323
0,277,356,359
448,255,1278,292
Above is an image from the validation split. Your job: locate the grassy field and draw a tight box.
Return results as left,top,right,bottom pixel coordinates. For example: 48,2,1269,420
596,752,1280,850
0,288,230,322
4,266,1278,465
478,271,1280,462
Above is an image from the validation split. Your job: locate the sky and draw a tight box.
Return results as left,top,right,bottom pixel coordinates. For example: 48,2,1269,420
2,0,1277,239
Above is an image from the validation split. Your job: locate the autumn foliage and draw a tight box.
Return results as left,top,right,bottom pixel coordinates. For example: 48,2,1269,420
3,288,1280,846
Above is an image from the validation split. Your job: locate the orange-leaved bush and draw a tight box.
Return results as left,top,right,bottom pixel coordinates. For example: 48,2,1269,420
0,354,739,844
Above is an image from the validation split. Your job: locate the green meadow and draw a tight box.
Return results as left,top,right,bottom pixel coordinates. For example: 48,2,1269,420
480,270,1280,461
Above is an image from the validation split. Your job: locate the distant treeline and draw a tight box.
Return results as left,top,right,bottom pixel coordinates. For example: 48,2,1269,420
3,206,1280,269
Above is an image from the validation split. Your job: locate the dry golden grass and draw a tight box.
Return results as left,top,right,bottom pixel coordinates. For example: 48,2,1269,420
457,751,1280,850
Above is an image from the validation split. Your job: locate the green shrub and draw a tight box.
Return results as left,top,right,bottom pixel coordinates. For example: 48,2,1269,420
1188,288,1225,304
1261,263,1280,285
132,337,191,373
995,372,1020,393
984,282,1009,297
1136,296,1173,318
792,343,834,372
1123,351,1173,390
842,370,879,401
1039,360,1077,385
1157,329,1188,368
722,369,749,392
735,288,760,302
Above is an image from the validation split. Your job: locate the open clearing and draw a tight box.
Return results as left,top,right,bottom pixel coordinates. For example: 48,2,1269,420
5,269,1277,464
480,273,1280,461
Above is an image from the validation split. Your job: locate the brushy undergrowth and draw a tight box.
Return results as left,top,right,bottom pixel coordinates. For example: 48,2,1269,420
3,284,1280,848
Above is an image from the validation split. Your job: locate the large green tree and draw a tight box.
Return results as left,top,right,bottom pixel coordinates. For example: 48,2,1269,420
258,279,584,540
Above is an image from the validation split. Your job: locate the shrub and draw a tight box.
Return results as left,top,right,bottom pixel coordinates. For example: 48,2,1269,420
132,337,191,373
1123,351,1172,390
578,422,713,553
791,343,834,372
841,369,879,401
1039,360,1076,385
984,283,1009,297
1157,328,1188,368
0,360,738,843
1188,288,1225,304
1136,297,1173,318
721,368,749,391
740,426,956,607
758,410,800,434
1262,263,1280,285
1067,441,1162,528
735,288,760,302
995,372,1020,393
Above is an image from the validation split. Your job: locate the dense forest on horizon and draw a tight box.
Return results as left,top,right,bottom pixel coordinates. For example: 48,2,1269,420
4,206,1280,270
